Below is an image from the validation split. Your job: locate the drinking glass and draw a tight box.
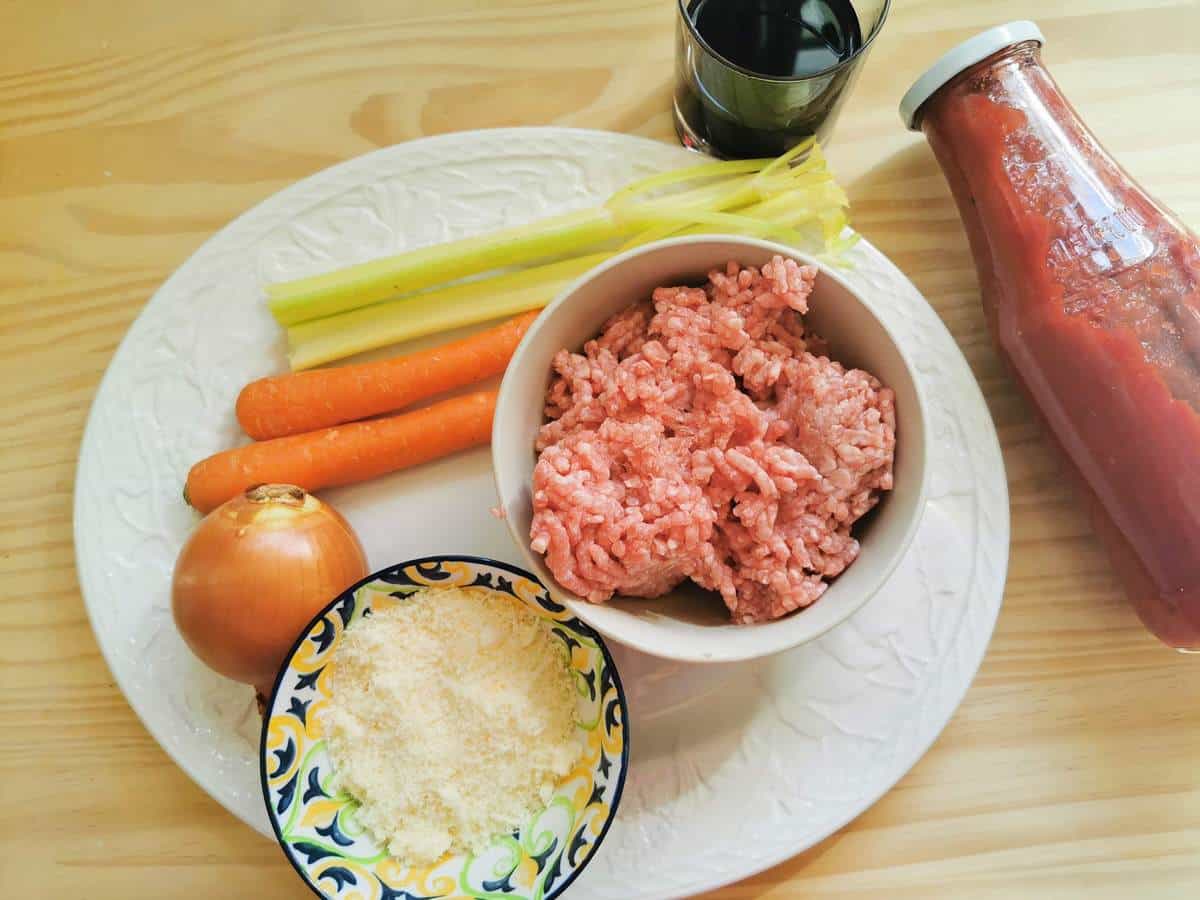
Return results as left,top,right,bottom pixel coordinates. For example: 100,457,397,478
673,0,890,158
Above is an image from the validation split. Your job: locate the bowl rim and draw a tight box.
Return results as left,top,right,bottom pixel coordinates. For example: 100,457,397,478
259,553,631,900
493,234,932,663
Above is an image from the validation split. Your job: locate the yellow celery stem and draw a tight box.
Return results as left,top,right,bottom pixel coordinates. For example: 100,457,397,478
268,207,620,326
619,223,687,251
617,193,767,250
604,157,771,208
621,201,850,257
613,150,834,239
285,253,609,370
615,190,765,250
273,140,855,357
608,152,826,221
269,169,769,328
617,208,815,248
748,180,847,217
614,173,810,248
756,137,818,180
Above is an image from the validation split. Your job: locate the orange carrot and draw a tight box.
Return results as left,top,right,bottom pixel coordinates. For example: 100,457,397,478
237,311,537,440
186,390,497,513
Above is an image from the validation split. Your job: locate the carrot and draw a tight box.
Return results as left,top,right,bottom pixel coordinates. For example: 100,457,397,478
185,390,497,513
237,311,537,440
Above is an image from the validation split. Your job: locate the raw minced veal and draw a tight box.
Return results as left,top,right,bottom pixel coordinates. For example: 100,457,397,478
530,257,896,623
321,586,581,866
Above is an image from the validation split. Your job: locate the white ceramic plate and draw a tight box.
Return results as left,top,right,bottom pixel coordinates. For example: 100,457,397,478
74,128,1008,899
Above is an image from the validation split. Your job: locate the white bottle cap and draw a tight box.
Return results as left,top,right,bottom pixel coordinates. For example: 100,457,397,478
899,21,1045,130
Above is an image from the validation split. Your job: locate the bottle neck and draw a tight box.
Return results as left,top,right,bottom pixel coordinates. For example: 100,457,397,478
916,41,1045,135
918,39,1164,267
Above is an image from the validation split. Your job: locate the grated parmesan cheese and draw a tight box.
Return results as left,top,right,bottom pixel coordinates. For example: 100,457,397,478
322,586,582,866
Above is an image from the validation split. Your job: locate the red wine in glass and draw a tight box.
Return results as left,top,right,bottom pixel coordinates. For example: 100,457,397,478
674,0,888,158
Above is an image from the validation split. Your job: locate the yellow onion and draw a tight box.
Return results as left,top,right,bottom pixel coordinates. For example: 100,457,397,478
172,484,368,700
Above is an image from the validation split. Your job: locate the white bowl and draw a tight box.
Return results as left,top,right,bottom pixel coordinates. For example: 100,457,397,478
493,236,929,663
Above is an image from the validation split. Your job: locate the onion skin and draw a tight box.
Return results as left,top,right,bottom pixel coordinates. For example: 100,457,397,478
172,484,369,700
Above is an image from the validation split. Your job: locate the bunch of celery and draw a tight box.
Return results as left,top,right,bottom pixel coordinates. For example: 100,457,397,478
270,140,855,370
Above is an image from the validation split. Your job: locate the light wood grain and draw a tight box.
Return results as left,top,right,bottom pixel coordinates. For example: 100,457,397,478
2,0,1199,896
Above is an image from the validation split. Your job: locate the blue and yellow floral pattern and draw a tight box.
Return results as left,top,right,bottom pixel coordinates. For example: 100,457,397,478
260,556,629,900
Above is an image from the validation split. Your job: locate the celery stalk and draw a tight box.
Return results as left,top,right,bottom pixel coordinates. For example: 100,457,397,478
279,141,857,368
287,209,853,370
604,157,770,209
756,137,818,181
285,253,609,370
268,208,620,326
267,157,781,327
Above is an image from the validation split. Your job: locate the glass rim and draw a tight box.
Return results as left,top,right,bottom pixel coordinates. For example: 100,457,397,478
676,0,892,84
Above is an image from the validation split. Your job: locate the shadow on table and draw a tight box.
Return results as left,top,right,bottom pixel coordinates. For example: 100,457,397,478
841,141,963,271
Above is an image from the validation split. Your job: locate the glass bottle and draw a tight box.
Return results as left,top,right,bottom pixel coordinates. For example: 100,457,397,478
901,22,1200,649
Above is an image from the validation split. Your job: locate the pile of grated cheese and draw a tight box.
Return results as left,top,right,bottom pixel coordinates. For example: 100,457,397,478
322,586,582,866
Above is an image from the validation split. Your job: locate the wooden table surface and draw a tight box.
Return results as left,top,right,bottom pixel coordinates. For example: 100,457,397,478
3,0,1199,896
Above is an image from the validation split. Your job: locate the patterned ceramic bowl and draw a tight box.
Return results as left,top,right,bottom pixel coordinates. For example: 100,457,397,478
260,555,629,900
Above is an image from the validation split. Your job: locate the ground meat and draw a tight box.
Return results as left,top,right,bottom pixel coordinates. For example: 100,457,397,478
529,257,896,624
